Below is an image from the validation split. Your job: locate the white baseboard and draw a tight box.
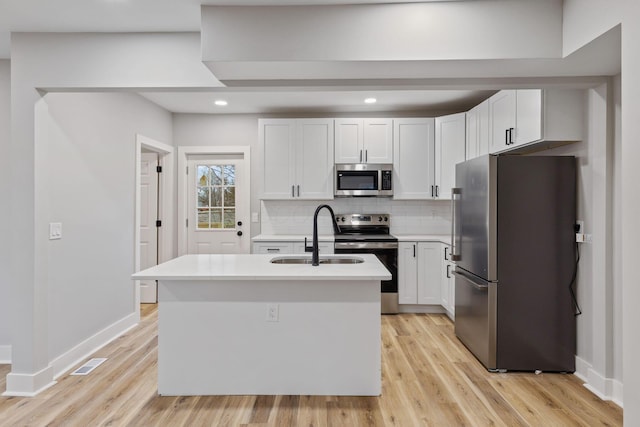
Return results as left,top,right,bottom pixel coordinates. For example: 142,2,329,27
2,313,137,397
575,356,623,407
51,312,138,379
0,344,11,364
2,365,56,397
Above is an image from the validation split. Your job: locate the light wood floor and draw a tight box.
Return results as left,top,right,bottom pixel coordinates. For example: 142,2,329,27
0,304,622,426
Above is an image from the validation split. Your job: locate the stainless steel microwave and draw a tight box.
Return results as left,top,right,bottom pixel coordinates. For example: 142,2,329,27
335,164,393,197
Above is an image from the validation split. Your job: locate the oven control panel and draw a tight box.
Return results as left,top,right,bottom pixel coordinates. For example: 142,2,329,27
336,213,390,225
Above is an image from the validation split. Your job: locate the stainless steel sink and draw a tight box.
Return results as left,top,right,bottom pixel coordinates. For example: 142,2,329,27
270,256,364,264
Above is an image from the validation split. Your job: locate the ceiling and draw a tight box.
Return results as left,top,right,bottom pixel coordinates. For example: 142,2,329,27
0,0,621,115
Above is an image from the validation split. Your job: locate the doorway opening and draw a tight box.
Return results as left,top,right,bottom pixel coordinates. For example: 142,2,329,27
134,135,174,315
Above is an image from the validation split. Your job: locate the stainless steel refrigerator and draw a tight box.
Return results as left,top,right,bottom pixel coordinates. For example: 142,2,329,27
451,155,576,372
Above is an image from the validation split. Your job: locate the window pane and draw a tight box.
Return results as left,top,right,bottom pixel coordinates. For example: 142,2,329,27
224,187,235,207
210,165,223,186
211,187,222,207
224,208,235,228
197,166,209,186
224,165,236,185
197,209,210,229
197,187,210,208
210,209,222,228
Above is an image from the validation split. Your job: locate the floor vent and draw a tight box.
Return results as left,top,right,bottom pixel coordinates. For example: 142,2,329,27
70,358,107,376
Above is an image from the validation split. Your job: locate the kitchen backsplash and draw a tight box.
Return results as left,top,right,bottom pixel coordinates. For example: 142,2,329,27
260,199,451,235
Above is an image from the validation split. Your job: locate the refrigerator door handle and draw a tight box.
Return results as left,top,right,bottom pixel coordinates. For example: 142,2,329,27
451,187,462,261
452,268,489,291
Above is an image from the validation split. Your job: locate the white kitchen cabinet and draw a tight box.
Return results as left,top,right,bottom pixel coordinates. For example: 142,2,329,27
398,242,418,304
260,118,334,200
334,118,393,164
292,241,334,254
393,118,436,200
253,240,334,255
398,241,442,305
435,112,466,200
489,89,583,154
253,242,294,254
440,243,455,320
466,99,490,160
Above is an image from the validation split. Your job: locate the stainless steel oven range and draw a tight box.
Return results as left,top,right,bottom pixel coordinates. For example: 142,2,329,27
333,213,398,314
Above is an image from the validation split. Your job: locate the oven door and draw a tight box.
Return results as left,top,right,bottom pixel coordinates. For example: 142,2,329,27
334,242,398,303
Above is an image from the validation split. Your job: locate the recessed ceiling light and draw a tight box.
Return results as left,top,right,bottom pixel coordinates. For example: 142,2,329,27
214,100,228,106
364,98,377,104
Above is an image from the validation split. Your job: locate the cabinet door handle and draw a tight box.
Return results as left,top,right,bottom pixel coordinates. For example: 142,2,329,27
509,127,514,145
505,129,509,145
360,150,363,163
267,248,280,252
444,247,449,260
291,185,295,197
435,185,439,198
431,185,434,197
365,150,368,163
413,244,416,257
446,264,451,279
297,185,300,197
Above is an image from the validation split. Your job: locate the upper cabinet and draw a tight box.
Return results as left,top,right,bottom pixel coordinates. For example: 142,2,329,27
335,118,393,164
393,115,465,201
489,89,583,154
466,99,490,160
260,118,334,200
393,118,435,200
435,112,466,200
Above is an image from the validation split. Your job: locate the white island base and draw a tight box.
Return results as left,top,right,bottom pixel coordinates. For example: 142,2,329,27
134,254,389,396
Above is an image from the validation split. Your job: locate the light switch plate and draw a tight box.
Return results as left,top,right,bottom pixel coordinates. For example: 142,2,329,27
49,222,62,240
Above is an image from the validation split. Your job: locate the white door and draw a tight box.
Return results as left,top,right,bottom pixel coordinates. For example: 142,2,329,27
334,119,363,163
363,118,393,164
393,118,435,200
139,152,159,303
435,112,466,200
187,155,250,254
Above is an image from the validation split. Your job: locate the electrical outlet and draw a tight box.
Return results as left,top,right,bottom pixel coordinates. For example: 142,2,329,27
266,303,279,322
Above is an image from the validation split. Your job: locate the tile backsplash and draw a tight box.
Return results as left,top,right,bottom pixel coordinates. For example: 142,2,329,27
260,199,451,235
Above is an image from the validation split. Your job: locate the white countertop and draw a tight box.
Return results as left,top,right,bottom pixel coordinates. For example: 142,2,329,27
132,253,391,281
252,234,334,242
394,234,451,244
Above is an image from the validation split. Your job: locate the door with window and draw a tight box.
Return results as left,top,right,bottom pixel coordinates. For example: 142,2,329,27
186,156,249,254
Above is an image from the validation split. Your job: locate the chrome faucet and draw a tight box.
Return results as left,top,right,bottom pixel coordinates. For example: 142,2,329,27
308,204,341,266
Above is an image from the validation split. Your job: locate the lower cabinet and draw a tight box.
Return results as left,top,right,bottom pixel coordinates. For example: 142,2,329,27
398,242,441,305
253,241,333,255
440,244,455,319
399,241,455,319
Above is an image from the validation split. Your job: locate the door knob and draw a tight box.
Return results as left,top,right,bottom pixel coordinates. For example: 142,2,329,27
237,231,243,236
237,221,243,226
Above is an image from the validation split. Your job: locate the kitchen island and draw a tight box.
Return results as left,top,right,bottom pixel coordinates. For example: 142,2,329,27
132,253,390,396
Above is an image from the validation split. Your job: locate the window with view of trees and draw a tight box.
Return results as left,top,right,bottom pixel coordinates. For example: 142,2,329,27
196,164,236,229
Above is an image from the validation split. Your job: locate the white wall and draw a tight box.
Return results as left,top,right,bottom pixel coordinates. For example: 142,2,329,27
43,92,172,359
563,0,622,55
7,32,194,395
620,2,640,423
202,1,562,61
0,59,10,362
537,82,622,404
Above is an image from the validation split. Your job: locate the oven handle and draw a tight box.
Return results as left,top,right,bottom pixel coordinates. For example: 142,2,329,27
334,241,398,250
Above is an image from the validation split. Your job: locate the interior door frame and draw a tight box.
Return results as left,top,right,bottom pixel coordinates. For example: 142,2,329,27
134,134,174,318
177,146,251,256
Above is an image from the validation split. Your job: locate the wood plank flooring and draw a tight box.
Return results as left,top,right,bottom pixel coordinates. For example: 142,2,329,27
0,305,622,426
